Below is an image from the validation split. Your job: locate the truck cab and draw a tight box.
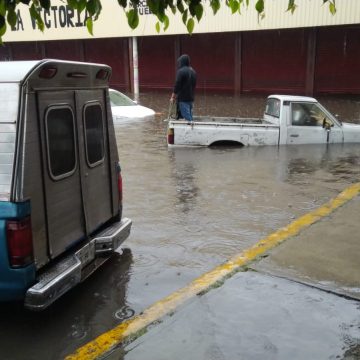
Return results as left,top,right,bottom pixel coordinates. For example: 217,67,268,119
266,95,345,145
0,60,132,310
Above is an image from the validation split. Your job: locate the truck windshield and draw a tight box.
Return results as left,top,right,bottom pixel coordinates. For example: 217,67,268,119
0,83,20,123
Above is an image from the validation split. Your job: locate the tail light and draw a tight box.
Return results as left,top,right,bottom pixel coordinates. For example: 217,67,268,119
39,66,57,79
167,127,174,145
96,69,110,80
6,217,34,268
118,172,123,203
117,162,123,204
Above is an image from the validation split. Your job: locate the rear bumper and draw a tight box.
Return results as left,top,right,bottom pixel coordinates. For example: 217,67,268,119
24,217,132,311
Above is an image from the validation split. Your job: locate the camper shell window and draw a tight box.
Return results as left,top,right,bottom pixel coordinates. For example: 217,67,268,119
45,105,77,180
83,103,105,167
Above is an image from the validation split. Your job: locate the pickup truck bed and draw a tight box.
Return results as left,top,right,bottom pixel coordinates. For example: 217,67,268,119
168,117,280,147
192,116,263,124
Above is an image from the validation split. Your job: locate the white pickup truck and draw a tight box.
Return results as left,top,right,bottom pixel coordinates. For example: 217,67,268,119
167,95,360,146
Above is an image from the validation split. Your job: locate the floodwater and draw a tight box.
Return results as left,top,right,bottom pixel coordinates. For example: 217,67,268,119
0,92,360,360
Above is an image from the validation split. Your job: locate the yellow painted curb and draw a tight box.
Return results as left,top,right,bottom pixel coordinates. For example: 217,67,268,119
66,182,360,360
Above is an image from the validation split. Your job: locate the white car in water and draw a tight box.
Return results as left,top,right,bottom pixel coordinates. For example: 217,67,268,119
109,88,155,123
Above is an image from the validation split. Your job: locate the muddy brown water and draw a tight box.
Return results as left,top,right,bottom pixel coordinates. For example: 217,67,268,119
0,92,359,360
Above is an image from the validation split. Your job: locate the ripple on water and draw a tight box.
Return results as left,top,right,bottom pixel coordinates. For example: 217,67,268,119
68,320,89,340
196,240,243,259
134,252,160,270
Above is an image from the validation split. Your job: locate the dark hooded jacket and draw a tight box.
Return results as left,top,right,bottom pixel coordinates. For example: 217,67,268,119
173,54,197,102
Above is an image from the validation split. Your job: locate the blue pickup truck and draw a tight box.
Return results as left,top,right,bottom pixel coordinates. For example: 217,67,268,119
0,59,132,310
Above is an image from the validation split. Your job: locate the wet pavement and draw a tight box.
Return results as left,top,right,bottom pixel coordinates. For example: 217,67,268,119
0,92,360,360
106,193,360,360
116,272,360,360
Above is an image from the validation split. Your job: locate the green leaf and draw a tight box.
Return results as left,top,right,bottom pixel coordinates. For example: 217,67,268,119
287,0,295,9
157,11,165,23
86,0,101,17
29,4,45,31
229,0,239,14
177,0,184,13
171,6,176,15
7,8,17,28
94,2,102,20
86,17,93,35
39,0,50,10
186,17,194,34
189,0,200,17
118,0,127,7
127,8,139,29
210,0,220,15
182,9,188,25
86,0,97,15
194,3,203,21
38,18,45,31
147,0,159,15
29,5,37,21
155,20,160,33
0,15,6,36
157,1,166,18
78,0,87,13
255,0,264,13
329,2,336,15
0,0,6,17
238,0,243,13
163,14,169,30
286,0,296,14
67,0,78,10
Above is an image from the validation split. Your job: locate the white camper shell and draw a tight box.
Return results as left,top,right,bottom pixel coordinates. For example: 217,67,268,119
0,60,131,310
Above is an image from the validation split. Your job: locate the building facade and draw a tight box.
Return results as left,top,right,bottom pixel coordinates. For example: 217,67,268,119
1,0,360,95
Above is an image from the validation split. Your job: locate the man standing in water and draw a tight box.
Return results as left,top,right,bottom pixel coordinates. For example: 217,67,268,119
170,54,197,121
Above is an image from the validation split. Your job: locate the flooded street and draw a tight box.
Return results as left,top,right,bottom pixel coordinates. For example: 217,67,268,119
1,92,360,360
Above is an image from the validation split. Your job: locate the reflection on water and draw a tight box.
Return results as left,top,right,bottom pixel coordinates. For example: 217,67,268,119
288,155,360,181
168,149,200,214
280,144,360,185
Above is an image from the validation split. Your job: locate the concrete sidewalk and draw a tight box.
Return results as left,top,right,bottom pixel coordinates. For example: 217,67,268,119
118,272,360,360
108,195,360,360
253,194,360,300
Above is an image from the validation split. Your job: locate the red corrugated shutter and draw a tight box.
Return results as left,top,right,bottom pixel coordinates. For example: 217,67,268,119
138,36,175,90
0,44,11,61
315,26,360,94
45,40,84,61
181,33,236,92
242,29,307,94
11,42,43,60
